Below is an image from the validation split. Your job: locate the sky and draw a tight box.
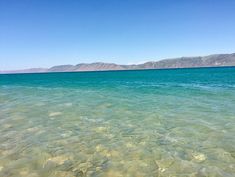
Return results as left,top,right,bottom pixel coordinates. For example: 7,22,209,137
0,0,235,70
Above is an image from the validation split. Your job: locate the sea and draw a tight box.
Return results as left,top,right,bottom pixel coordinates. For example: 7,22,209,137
0,67,235,177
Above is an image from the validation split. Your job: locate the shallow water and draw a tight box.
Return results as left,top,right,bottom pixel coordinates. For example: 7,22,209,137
0,67,235,177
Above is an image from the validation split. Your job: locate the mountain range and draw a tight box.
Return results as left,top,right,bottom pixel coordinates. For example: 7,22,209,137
1,53,235,74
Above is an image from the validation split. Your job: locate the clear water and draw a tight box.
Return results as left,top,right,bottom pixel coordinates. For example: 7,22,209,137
0,67,235,177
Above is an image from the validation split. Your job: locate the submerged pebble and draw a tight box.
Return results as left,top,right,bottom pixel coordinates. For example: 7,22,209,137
46,155,70,165
26,127,40,133
95,126,108,133
95,144,104,152
159,167,166,173
192,152,206,162
73,161,93,175
49,112,62,117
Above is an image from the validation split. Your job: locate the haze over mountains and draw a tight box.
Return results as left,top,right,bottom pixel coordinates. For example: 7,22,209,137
1,53,235,74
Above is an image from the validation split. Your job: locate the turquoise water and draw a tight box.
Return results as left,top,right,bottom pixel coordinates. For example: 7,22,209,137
0,67,235,177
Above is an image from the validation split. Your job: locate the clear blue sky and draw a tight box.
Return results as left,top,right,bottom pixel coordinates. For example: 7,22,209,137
1,0,235,70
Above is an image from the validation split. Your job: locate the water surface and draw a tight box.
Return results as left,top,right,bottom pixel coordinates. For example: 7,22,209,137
0,67,235,176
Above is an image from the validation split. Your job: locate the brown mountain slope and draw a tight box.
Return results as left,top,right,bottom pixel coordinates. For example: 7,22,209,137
1,53,235,74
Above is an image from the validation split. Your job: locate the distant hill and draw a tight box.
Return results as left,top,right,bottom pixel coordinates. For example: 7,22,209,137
1,53,235,74
48,63,124,72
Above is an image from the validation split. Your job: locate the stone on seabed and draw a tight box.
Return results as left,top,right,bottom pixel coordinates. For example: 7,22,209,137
192,152,206,162
95,126,108,133
49,112,62,117
46,155,70,165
